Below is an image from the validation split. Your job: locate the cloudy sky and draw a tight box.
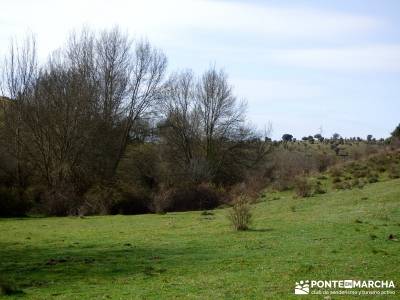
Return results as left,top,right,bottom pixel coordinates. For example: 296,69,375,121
1,0,399,139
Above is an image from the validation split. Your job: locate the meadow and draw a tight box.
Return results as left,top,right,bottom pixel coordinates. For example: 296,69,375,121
1,177,399,299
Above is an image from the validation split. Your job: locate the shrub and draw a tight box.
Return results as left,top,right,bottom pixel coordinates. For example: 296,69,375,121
377,165,386,173
388,165,400,179
342,181,352,189
332,176,342,183
153,183,222,213
293,177,313,197
79,185,121,216
42,185,81,216
368,174,379,183
228,195,252,231
152,187,175,213
0,277,22,295
110,195,151,215
329,167,342,177
351,178,366,189
314,183,327,194
333,182,343,190
110,184,151,215
351,178,360,188
270,149,319,191
333,181,351,190
0,187,31,217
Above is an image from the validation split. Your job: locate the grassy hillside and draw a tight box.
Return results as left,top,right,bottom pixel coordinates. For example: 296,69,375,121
1,179,399,299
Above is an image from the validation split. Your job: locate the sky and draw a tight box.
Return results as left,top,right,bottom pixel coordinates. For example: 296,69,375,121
0,0,399,140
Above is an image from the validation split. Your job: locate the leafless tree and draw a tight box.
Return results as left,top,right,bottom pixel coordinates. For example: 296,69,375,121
0,28,167,214
159,67,266,186
0,35,38,198
113,40,167,174
0,29,268,215
161,71,198,164
194,67,250,181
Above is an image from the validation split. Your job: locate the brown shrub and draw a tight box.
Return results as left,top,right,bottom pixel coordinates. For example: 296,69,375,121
388,165,400,179
329,167,343,178
270,150,317,191
79,185,121,216
293,176,313,198
228,195,252,231
0,187,32,217
153,183,222,213
42,186,80,216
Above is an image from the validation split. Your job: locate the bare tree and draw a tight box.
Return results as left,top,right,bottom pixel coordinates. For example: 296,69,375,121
159,67,266,186
0,35,38,198
161,71,198,164
0,28,167,214
0,29,267,215
195,67,248,180
113,40,167,174
195,68,246,157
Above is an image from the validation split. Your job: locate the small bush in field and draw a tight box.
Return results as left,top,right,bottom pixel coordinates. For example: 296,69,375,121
353,169,370,178
334,181,351,190
293,177,313,197
377,165,386,173
351,178,360,187
314,184,327,194
342,181,352,189
330,167,342,177
332,176,341,183
388,165,400,179
368,174,379,183
0,188,31,217
228,195,252,231
0,277,22,295
352,178,366,189
333,182,344,190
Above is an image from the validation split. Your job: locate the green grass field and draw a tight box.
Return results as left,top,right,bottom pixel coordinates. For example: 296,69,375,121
1,179,399,299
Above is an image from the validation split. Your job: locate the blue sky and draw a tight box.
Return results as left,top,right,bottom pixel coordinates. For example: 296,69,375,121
1,0,399,139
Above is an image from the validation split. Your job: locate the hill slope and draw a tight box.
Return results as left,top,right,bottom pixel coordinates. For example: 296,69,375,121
0,179,399,299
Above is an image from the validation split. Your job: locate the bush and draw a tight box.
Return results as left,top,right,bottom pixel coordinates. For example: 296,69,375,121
152,187,174,213
0,187,31,217
0,277,22,295
368,174,379,183
333,181,351,190
314,183,327,194
229,179,264,203
351,178,366,189
42,185,80,216
293,177,313,197
388,165,400,179
228,195,252,231
79,185,120,215
110,184,151,215
153,183,222,213
270,150,319,191
332,176,342,183
329,167,342,178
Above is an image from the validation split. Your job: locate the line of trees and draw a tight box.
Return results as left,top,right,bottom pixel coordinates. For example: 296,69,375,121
0,28,268,216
